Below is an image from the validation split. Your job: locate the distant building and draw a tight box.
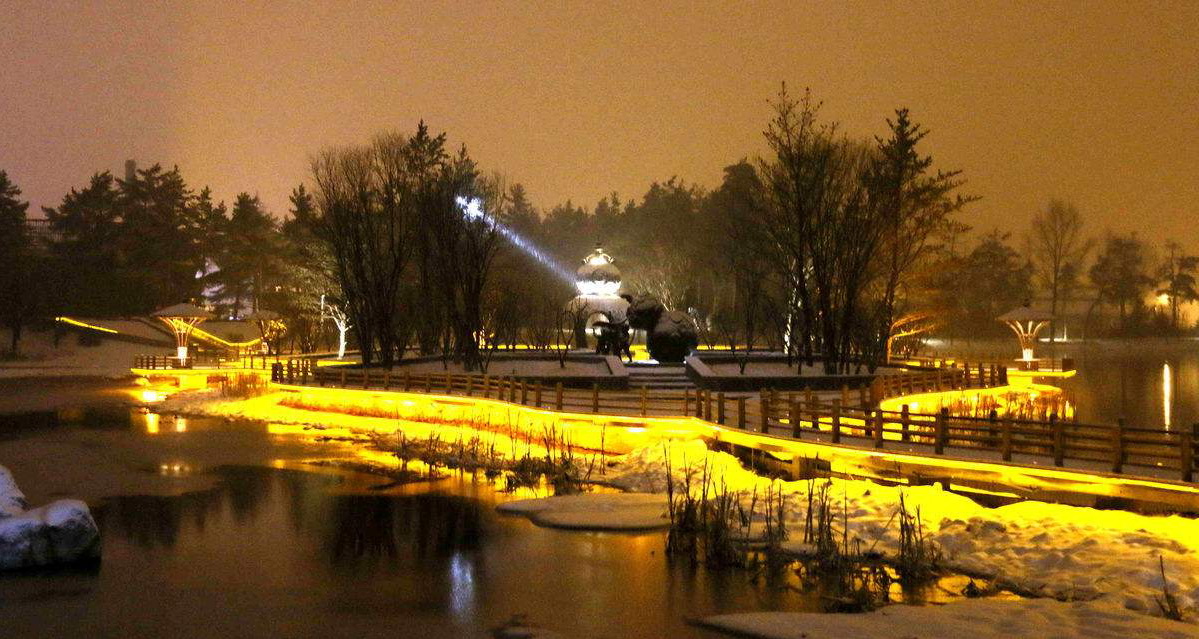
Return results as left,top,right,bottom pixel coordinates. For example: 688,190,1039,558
22,218,60,246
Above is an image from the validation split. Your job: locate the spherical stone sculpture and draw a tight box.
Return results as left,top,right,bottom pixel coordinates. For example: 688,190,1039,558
624,296,699,363
648,309,699,363
626,296,664,332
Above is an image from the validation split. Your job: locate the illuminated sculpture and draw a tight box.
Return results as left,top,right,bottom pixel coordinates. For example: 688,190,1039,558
569,246,631,352
627,296,699,363
151,303,214,366
998,305,1054,368
320,296,352,360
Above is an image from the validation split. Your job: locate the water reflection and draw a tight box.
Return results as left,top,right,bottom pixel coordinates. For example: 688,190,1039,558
75,466,815,636
1057,341,1199,428
1163,362,1173,430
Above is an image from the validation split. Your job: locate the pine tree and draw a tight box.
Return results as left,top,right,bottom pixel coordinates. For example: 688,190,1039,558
0,171,35,353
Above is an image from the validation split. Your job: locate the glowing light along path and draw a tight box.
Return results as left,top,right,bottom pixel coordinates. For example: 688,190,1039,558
456,196,575,283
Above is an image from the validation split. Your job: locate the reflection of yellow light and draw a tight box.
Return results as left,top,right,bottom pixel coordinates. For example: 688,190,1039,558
948,483,1022,499
141,390,163,403
145,413,160,434
175,416,187,433
1163,363,1172,430
1156,293,1171,306
879,383,1070,421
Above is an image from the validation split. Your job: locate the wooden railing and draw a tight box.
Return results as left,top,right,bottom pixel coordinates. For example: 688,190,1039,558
757,395,1196,482
871,362,1007,404
273,363,1195,483
133,353,304,371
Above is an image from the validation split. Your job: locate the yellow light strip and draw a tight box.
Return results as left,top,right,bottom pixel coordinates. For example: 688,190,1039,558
55,316,118,334
130,367,271,377
189,325,262,348
261,382,1199,507
1008,369,1078,379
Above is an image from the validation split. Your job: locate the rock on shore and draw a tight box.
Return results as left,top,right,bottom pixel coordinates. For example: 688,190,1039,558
0,465,100,569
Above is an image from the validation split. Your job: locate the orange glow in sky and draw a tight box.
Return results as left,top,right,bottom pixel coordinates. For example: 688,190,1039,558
2,1,1196,242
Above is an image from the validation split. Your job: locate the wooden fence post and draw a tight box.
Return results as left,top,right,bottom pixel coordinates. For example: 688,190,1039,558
640,385,648,417
555,383,564,411
840,384,850,407
934,408,947,454
1001,417,1013,461
790,400,801,439
403,372,411,392
1051,413,1064,466
534,382,542,408
683,389,691,416
1112,419,1125,473
873,409,884,449
705,391,714,421
831,399,841,443
900,405,910,443
444,372,452,394
759,390,769,433
510,378,518,403
424,374,432,393
465,376,473,396
1180,424,1195,482
737,397,746,430
592,383,599,413
717,392,725,424
520,381,528,405
696,390,706,418
339,369,347,387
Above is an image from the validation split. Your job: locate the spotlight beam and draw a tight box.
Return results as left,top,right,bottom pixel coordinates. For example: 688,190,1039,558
456,196,575,283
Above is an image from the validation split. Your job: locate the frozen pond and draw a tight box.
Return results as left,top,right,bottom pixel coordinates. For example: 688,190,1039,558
928,338,1199,430
0,380,979,638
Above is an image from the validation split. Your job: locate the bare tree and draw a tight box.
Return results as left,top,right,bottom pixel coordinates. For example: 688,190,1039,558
1027,200,1092,341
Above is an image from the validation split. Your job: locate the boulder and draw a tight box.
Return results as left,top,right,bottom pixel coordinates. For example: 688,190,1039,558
0,465,100,570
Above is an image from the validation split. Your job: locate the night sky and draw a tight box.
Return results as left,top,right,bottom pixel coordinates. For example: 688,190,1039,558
2,1,1196,243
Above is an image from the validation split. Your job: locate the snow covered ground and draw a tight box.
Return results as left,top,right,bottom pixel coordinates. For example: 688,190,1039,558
158,389,1199,635
700,598,1199,639
0,329,149,379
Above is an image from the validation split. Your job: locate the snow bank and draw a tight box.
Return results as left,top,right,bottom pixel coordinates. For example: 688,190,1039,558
0,329,150,378
0,465,100,569
700,598,1199,639
498,493,670,531
609,440,1199,620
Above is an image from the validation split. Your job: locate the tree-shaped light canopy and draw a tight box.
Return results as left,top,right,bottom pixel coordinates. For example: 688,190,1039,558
998,305,1055,363
151,303,214,364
